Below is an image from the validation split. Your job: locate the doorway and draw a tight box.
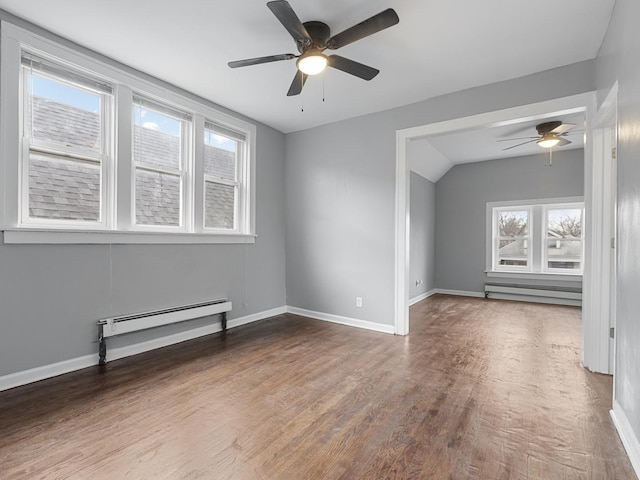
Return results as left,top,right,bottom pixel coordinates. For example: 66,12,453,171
395,93,607,374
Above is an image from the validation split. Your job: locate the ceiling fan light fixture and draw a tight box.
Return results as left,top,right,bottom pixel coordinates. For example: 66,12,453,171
297,51,328,75
537,134,561,149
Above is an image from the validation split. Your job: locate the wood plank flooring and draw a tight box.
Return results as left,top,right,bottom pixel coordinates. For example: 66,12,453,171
0,295,635,479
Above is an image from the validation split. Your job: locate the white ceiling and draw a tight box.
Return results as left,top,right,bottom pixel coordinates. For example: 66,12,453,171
428,111,586,163
409,110,586,183
0,0,614,134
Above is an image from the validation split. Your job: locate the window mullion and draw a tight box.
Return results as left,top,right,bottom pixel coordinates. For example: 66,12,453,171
193,114,205,233
115,84,133,230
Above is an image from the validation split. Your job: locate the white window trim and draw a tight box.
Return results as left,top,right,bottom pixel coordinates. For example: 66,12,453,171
131,95,192,232
202,120,246,233
0,21,256,244
486,196,584,278
491,205,532,272
19,58,113,230
542,202,585,274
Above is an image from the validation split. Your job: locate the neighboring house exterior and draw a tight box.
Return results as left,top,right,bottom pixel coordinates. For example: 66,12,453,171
499,232,582,269
29,96,235,226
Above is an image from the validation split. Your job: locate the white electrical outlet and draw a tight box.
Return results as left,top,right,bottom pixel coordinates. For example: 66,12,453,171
356,297,363,308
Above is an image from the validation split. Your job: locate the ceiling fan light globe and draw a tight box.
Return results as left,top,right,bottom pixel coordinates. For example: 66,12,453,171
297,52,328,75
537,134,561,149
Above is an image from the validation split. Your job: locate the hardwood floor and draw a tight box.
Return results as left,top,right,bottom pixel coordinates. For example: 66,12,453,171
0,295,635,479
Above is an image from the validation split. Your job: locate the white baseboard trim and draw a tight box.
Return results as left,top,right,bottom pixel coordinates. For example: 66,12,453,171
228,306,287,329
409,289,437,306
0,305,286,393
434,288,485,298
286,306,395,335
0,354,96,393
611,401,640,479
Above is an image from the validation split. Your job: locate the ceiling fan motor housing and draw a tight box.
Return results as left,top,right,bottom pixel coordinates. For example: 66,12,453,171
536,121,563,135
300,21,331,52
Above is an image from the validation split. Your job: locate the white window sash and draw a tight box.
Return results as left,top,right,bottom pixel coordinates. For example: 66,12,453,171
19,59,112,229
541,204,585,274
492,206,532,272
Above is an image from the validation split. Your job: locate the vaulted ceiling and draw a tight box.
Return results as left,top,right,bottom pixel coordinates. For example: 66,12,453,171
0,0,614,133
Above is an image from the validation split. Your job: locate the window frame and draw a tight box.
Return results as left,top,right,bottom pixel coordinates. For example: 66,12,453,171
542,202,585,274
131,95,192,232
202,121,247,233
19,55,114,230
1,21,256,244
486,197,584,279
492,206,532,272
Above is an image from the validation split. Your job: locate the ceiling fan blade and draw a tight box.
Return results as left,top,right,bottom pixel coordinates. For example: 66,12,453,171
556,137,571,147
327,8,399,50
228,53,297,68
287,70,308,96
551,123,576,134
328,55,379,80
267,1,311,46
502,139,537,151
497,137,538,142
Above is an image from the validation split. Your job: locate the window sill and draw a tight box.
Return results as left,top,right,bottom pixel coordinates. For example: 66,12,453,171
1,229,257,245
485,271,582,282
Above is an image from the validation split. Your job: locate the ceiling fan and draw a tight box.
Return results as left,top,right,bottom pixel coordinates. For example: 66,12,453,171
227,1,399,96
500,121,577,151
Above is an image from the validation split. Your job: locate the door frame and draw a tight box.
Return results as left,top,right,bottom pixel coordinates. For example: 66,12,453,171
588,82,618,376
394,93,597,345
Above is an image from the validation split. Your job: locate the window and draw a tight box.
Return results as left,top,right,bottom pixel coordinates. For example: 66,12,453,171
544,206,583,272
494,207,531,270
21,52,112,227
133,97,191,229
203,122,245,231
487,199,584,276
1,22,256,244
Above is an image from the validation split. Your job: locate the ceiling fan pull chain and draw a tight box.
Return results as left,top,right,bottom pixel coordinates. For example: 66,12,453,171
322,69,326,102
301,74,304,112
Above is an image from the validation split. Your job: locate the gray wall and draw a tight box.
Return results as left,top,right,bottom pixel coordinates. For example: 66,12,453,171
596,0,640,445
0,18,287,377
434,150,585,293
410,172,436,299
285,60,595,327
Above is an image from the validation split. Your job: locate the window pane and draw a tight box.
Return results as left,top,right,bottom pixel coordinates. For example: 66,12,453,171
133,104,182,170
205,181,235,229
135,169,181,226
27,71,102,151
547,208,583,271
204,127,237,181
546,238,582,270
496,209,528,267
547,208,582,238
29,152,100,221
497,238,528,266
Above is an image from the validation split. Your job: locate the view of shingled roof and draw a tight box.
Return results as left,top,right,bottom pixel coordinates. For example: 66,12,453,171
28,96,236,228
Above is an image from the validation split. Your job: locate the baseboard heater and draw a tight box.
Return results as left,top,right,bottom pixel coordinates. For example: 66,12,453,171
97,299,232,365
484,284,582,306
